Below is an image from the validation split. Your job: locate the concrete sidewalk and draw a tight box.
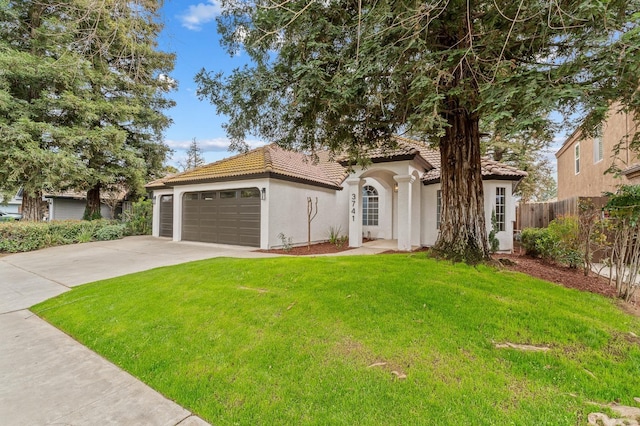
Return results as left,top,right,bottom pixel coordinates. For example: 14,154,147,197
0,236,278,425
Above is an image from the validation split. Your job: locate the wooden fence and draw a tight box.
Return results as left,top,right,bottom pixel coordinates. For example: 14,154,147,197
516,196,609,230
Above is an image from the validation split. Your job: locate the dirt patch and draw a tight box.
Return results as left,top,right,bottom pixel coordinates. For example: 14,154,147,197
256,241,355,256
494,342,551,352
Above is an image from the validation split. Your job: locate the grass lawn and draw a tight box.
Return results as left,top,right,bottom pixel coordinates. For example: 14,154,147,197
32,254,640,425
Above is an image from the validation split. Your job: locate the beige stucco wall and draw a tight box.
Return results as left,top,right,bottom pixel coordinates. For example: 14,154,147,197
556,108,638,200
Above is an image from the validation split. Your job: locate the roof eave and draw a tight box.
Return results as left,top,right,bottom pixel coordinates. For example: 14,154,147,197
422,174,526,185
163,171,343,191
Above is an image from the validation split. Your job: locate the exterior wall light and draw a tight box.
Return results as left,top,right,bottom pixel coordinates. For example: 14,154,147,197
393,183,399,193
151,195,157,205
261,188,266,200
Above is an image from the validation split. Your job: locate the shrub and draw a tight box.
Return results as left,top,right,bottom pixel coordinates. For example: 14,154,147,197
328,225,348,248
122,199,152,235
520,227,548,257
521,216,581,268
0,222,50,252
93,224,126,241
277,232,293,252
488,210,500,253
0,219,125,253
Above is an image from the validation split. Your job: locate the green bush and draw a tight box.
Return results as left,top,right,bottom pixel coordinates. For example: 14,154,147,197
122,199,152,235
0,222,51,252
93,224,126,241
520,227,548,257
521,216,581,267
0,219,124,253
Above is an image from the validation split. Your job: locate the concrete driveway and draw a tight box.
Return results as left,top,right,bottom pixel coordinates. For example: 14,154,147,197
0,236,275,425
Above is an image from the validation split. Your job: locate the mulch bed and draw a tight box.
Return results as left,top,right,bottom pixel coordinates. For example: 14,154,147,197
256,241,355,256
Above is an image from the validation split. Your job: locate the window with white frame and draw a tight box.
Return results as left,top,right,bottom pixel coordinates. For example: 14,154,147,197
436,190,442,229
495,187,506,232
575,143,580,174
594,125,603,163
362,185,379,226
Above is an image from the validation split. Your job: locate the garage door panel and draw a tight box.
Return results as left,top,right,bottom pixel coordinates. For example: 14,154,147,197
159,196,174,238
199,205,218,215
181,189,260,247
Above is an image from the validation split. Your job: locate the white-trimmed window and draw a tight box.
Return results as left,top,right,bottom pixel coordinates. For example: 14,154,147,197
593,125,603,163
436,190,442,229
362,185,379,226
495,187,506,232
574,143,580,174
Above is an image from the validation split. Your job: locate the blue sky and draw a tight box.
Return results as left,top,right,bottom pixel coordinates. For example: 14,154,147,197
159,1,264,168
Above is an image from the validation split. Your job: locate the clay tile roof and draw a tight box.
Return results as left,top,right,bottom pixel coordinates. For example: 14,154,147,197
155,144,347,189
145,174,176,189
422,156,528,184
146,138,527,190
337,135,438,170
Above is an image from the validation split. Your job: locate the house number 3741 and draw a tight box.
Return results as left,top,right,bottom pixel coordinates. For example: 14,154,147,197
351,194,356,221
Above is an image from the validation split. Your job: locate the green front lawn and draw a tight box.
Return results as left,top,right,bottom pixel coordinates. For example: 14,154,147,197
32,254,640,425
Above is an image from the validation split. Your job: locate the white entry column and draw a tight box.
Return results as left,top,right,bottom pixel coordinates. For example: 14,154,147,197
394,174,415,251
346,177,363,248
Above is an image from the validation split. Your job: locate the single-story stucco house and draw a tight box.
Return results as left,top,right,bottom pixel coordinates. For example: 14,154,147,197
44,190,125,221
146,137,526,252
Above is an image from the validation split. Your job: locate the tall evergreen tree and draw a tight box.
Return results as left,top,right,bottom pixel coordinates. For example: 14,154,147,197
179,138,205,171
0,1,83,219
197,0,640,262
0,1,175,221
68,0,175,219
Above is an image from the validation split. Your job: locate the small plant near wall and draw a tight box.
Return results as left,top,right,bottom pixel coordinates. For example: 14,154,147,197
307,197,318,250
277,232,293,252
328,226,348,248
488,210,500,254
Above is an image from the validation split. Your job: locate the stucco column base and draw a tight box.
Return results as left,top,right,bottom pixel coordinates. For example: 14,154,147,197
394,174,415,251
346,178,363,248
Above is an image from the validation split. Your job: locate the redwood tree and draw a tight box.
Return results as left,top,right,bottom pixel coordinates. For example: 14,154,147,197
197,0,640,262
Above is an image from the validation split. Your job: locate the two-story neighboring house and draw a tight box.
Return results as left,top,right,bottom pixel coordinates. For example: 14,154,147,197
556,107,639,200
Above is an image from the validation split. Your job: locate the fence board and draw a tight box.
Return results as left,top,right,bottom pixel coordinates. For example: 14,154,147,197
517,196,609,229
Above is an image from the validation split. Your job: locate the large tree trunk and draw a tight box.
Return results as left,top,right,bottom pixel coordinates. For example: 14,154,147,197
21,190,44,221
84,183,102,220
433,97,490,263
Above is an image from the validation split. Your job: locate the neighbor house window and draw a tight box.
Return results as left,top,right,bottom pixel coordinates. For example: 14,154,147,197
362,185,379,226
594,125,603,163
436,190,442,229
575,143,580,174
495,187,506,232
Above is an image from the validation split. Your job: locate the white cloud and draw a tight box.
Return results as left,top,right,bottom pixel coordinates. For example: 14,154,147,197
179,1,222,31
166,137,265,153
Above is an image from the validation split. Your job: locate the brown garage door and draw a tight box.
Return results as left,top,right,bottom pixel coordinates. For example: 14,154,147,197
182,188,261,247
159,195,173,237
